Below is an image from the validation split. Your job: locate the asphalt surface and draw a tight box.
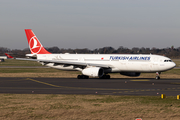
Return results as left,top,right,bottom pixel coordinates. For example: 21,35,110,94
0,77,180,96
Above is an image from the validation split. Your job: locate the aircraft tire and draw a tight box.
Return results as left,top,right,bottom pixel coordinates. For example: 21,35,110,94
155,76,160,80
100,75,110,79
77,75,81,79
106,75,110,79
77,75,89,79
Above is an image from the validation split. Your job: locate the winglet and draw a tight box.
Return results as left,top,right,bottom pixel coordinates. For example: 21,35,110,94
25,29,51,54
5,53,14,59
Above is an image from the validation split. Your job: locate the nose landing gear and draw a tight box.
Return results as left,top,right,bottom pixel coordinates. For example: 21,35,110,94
155,72,161,79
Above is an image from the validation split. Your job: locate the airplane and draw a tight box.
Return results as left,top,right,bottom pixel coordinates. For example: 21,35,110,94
5,29,176,79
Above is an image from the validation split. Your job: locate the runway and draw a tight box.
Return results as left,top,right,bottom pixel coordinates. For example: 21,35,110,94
0,77,180,96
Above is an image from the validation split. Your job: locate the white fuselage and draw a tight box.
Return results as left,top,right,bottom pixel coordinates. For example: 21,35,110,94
36,54,176,73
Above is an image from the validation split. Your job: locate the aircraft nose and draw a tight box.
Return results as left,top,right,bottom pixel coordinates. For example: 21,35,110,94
171,62,176,69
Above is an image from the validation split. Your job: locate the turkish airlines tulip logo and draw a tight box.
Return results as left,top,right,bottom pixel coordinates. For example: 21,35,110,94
29,36,42,54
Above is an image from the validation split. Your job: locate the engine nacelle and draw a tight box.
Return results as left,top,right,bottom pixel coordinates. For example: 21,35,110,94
82,67,104,77
120,72,141,77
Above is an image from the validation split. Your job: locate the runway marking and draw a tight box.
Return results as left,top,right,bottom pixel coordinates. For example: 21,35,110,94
130,80,150,81
26,78,131,91
26,78,61,88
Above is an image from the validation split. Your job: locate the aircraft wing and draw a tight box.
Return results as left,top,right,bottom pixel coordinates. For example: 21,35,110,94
15,58,112,68
5,53,112,68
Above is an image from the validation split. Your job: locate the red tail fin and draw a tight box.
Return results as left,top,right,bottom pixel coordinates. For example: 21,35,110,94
25,29,51,54
5,53,14,59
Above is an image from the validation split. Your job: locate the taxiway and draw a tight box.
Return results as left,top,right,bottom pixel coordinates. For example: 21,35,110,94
0,77,180,96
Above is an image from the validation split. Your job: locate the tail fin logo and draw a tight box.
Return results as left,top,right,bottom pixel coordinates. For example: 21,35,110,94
29,36,42,54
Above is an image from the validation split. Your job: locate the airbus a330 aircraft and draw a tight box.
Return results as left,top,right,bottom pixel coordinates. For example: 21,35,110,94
6,29,176,79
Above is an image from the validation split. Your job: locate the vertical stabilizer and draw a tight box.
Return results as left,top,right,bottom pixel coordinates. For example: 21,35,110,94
25,29,51,54
5,53,14,59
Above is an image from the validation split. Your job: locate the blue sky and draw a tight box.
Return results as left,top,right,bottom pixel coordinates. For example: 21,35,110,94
0,0,180,50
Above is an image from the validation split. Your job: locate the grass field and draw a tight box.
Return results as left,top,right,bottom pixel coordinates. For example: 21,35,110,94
0,59,42,66
0,94,180,120
0,59,180,120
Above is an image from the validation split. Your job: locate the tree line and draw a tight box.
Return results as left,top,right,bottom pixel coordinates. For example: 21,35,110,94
1,46,180,58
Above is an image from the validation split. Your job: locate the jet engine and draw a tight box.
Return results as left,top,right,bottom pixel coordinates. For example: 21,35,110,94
120,72,141,77
82,67,104,77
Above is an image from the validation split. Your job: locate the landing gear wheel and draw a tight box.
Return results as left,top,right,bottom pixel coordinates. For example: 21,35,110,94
155,72,161,80
100,75,110,79
77,75,89,79
106,75,110,79
77,75,81,79
155,76,160,80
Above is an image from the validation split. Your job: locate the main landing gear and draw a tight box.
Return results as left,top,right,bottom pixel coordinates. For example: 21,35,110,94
77,75,89,79
155,72,161,80
77,74,111,79
100,75,110,79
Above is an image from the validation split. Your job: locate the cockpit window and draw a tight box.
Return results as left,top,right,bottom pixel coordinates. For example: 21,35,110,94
164,60,172,62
